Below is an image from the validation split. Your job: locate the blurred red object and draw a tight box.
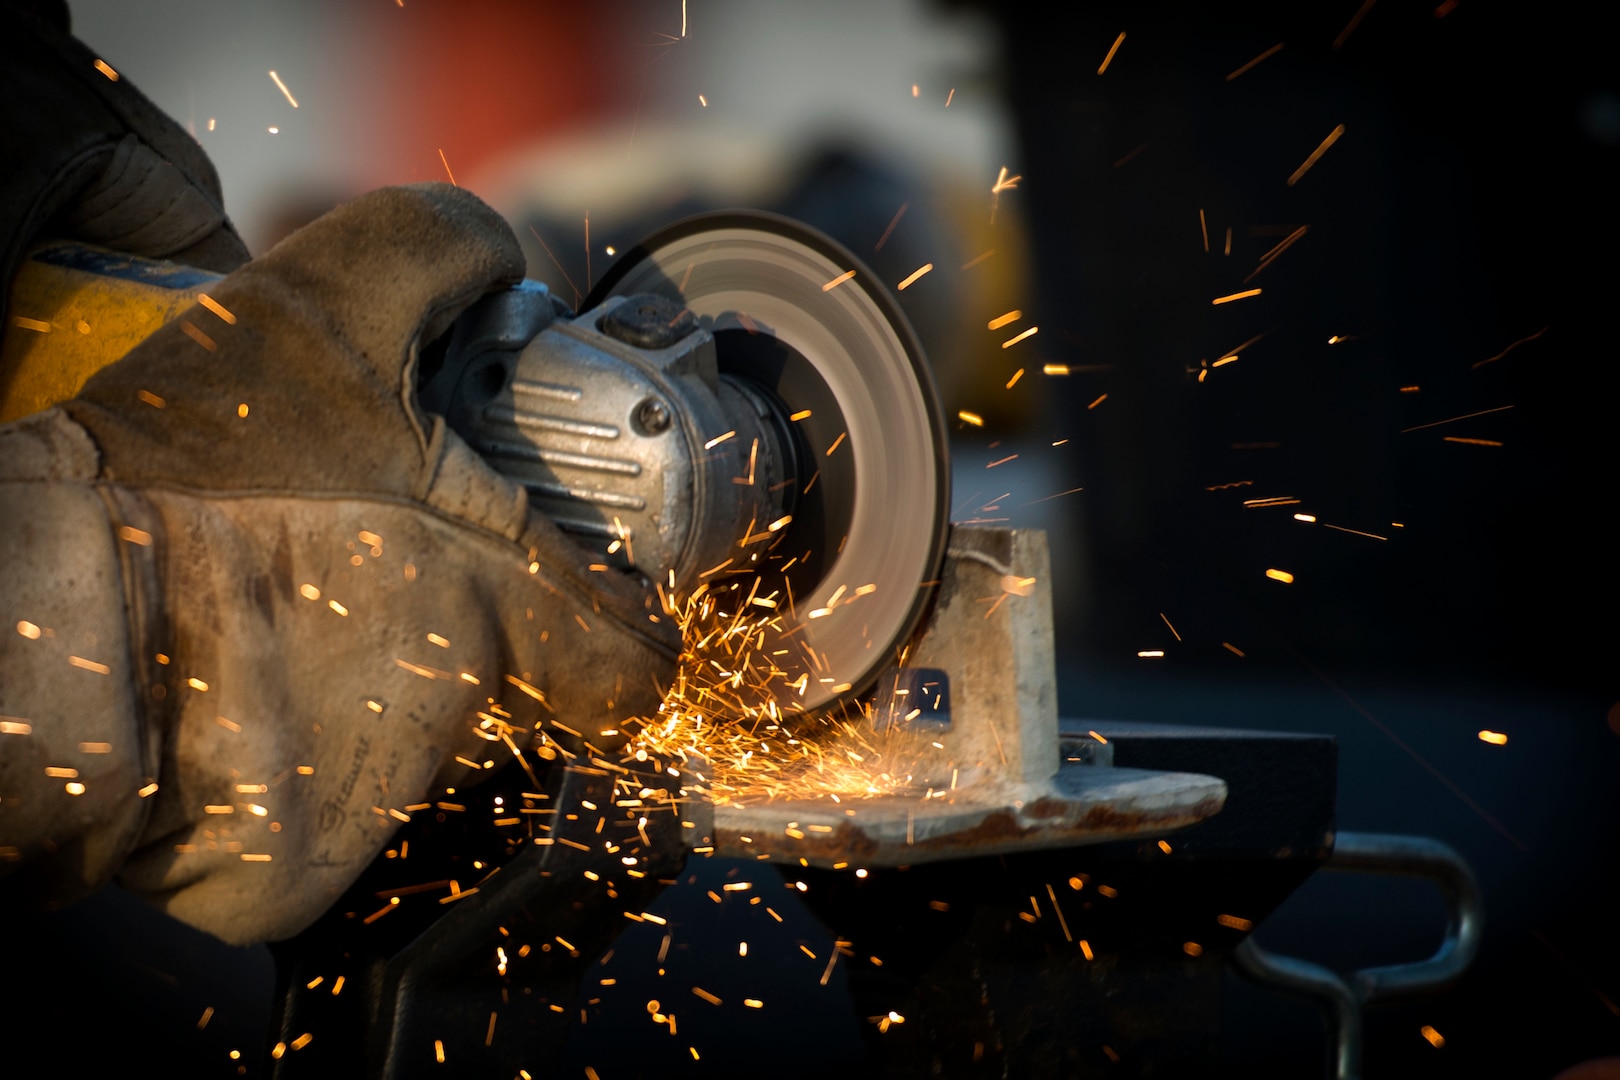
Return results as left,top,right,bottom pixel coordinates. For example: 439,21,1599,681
357,0,646,188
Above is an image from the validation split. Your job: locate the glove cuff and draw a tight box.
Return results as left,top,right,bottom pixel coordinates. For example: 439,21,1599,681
0,410,170,908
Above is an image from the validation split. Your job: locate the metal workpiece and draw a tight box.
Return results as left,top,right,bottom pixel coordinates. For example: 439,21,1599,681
706,527,1229,868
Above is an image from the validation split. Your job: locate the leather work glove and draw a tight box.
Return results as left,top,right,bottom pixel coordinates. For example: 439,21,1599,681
0,184,681,944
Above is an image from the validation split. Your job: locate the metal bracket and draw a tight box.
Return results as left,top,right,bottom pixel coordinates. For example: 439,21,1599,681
1228,831,1485,1080
706,526,1229,867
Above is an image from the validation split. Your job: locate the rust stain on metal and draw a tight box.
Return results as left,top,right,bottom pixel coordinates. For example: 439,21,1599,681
712,790,1223,868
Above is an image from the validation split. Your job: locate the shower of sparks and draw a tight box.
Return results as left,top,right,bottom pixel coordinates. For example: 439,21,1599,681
1098,32,1126,75
615,565,958,809
1226,42,1283,81
268,70,299,108
1287,124,1345,187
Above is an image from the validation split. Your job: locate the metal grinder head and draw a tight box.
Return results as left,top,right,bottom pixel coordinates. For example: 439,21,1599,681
421,211,950,712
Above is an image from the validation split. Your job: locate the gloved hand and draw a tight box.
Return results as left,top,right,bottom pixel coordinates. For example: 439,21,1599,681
0,184,680,944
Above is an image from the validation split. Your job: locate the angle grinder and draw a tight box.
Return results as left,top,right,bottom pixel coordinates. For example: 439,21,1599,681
1,211,951,711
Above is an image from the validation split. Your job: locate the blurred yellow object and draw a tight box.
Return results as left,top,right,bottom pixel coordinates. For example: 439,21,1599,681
1,242,220,422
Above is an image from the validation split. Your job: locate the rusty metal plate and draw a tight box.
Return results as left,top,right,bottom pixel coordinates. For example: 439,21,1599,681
708,764,1227,868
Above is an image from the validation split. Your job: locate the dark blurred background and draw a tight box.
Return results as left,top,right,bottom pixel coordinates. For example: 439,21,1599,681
5,1,1618,1076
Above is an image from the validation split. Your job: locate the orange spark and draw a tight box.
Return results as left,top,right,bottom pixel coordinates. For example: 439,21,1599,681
197,294,237,324
268,70,299,108
1333,0,1379,50
1287,125,1346,187
1473,325,1549,369
991,167,1022,194
987,310,1022,330
896,264,932,290
1097,32,1126,74
1226,42,1283,81
1212,289,1262,305
1402,405,1513,433
874,203,908,252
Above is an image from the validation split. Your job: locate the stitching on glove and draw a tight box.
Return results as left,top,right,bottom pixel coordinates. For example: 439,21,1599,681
91,483,174,874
